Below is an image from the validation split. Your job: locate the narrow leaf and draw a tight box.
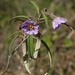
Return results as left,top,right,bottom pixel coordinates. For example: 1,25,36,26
9,30,22,38
22,41,31,74
27,35,34,58
42,12,48,27
22,42,27,57
24,60,31,74
41,40,52,68
30,0,39,15
9,15,28,26
9,35,18,55
33,39,41,58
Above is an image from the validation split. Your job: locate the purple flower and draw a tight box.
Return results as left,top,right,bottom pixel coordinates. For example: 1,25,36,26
20,20,39,35
52,17,67,30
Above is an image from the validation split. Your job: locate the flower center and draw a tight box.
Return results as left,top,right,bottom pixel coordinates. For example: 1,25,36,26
28,24,34,29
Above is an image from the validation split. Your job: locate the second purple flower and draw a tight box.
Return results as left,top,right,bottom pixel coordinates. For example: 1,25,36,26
52,17,67,30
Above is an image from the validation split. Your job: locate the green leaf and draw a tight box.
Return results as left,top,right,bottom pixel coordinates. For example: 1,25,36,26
9,30,22,38
64,38,73,47
41,40,52,68
27,35,34,58
9,35,18,55
42,12,48,27
30,0,39,15
9,15,28,26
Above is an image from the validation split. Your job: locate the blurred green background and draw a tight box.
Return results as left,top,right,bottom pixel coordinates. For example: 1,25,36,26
0,0,75,75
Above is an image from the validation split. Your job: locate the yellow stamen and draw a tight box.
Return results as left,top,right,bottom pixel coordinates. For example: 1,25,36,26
28,24,34,29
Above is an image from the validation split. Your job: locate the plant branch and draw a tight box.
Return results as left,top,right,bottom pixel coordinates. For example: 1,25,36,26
0,35,28,75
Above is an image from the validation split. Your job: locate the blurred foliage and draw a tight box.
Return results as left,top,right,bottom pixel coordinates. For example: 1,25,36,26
0,0,75,75
64,38,73,47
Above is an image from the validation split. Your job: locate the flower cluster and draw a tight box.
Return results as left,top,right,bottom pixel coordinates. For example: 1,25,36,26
20,16,67,35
